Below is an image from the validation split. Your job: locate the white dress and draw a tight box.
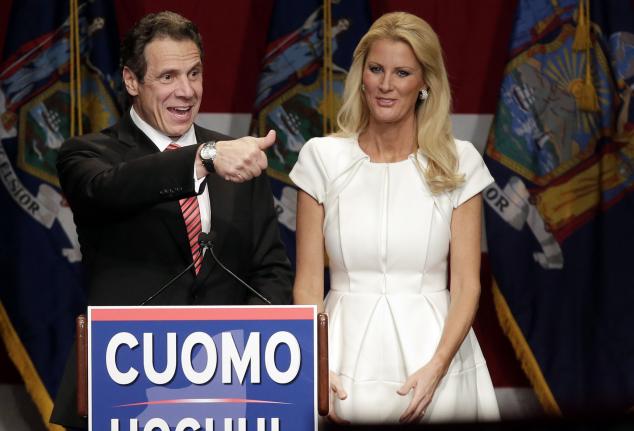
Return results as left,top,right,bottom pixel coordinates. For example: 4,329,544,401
289,136,500,423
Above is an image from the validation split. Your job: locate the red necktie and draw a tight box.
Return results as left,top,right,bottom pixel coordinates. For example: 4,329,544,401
166,142,203,274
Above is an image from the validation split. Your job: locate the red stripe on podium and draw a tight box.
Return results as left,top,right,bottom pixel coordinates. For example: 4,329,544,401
91,306,315,321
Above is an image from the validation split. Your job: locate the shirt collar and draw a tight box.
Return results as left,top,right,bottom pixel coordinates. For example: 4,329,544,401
129,106,196,151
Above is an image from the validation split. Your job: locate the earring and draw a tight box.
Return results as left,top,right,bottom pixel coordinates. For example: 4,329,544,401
419,88,429,101
361,84,366,92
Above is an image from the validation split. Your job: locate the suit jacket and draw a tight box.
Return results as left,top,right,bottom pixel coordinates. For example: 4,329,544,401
50,112,292,428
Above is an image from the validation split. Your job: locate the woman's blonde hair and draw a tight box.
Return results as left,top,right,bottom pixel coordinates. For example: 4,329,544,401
336,12,464,193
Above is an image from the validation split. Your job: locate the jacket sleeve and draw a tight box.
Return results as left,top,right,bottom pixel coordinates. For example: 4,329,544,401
57,134,200,219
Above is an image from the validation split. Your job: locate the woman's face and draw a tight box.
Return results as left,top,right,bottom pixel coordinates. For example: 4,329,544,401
362,38,425,127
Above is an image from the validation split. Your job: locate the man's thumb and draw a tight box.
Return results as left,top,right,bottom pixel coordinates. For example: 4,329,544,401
257,129,276,150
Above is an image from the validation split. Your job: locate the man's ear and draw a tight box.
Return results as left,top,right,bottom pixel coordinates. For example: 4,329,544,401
122,67,139,97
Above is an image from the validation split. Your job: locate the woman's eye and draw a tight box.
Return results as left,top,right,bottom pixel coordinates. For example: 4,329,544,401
397,70,411,77
369,65,382,73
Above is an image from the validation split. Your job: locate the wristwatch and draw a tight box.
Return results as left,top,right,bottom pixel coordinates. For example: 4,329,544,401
200,141,217,173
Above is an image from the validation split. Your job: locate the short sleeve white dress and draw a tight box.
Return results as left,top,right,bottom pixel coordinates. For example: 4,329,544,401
289,136,500,423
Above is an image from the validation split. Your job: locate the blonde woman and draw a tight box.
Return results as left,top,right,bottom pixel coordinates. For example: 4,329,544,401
290,12,500,424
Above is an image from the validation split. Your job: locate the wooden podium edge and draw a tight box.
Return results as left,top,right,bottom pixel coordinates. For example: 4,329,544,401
317,312,329,416
76,314,87,418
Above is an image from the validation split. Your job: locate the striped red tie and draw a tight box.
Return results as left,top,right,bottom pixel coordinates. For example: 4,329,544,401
166,143,203,274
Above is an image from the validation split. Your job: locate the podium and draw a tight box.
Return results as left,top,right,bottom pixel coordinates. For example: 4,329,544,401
76,306,329,431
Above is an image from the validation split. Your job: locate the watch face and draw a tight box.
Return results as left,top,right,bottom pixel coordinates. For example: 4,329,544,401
201,142,216,160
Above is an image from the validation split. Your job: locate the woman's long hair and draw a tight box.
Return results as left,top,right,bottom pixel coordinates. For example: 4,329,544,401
336,12,464,194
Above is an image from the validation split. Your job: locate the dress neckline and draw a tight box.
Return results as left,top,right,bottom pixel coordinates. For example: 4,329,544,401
353,138,416,165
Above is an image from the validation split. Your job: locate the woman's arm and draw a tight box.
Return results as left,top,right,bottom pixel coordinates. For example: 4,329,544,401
294,190,349,423
433,192,484,373
398,193,484,422
293,190,326,310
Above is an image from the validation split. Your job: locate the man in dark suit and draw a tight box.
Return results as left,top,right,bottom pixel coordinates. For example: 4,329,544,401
50,11,292,428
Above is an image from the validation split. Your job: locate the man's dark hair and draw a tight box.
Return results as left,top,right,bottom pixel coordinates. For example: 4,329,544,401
120,11,204,83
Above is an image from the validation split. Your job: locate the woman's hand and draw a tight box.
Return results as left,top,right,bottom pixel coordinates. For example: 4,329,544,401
327,371,350,424
396,360,445,423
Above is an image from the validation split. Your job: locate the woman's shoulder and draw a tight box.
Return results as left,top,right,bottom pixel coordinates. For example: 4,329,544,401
301,135,358,161
453,138,479,155
290,135,360,203
449,138,493,206
452,138,486,169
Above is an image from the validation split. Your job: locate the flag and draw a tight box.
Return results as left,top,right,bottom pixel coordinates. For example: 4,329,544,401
484,0,634,415
251,0,372,267
0,0,120,428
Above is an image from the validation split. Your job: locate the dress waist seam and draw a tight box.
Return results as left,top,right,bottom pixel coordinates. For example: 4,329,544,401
337,361,489,383
328,288,447,295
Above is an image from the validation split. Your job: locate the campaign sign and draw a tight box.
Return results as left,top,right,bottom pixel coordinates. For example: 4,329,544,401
88,306,316,431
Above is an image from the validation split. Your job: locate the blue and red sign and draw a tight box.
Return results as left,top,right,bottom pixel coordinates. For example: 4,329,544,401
88,306,317,431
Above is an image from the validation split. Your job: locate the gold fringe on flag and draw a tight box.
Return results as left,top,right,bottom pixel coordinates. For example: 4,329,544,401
491,279,563,416
0,302,65,431
322,0,336,135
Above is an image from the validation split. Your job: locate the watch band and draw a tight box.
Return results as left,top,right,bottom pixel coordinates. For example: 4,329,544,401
202,157,215,173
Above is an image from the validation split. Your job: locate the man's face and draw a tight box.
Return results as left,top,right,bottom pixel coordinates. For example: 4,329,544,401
123,37,203,138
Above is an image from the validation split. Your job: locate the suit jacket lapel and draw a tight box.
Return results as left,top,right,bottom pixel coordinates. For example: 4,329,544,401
117,112,160,157
117,112,193,266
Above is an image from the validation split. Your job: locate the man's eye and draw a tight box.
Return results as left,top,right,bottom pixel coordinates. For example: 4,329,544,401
161,74,172,81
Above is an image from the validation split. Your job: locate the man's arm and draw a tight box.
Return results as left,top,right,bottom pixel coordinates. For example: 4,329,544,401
59,129,278,219
57,134,199,218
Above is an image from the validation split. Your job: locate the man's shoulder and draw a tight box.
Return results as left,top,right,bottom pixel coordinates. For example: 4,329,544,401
58,118,132,158
194,123,233,143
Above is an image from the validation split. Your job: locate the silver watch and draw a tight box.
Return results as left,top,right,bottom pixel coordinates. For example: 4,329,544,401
200,141,217,173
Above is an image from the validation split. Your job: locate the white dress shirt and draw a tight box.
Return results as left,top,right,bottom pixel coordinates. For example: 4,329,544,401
130,107,210,234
